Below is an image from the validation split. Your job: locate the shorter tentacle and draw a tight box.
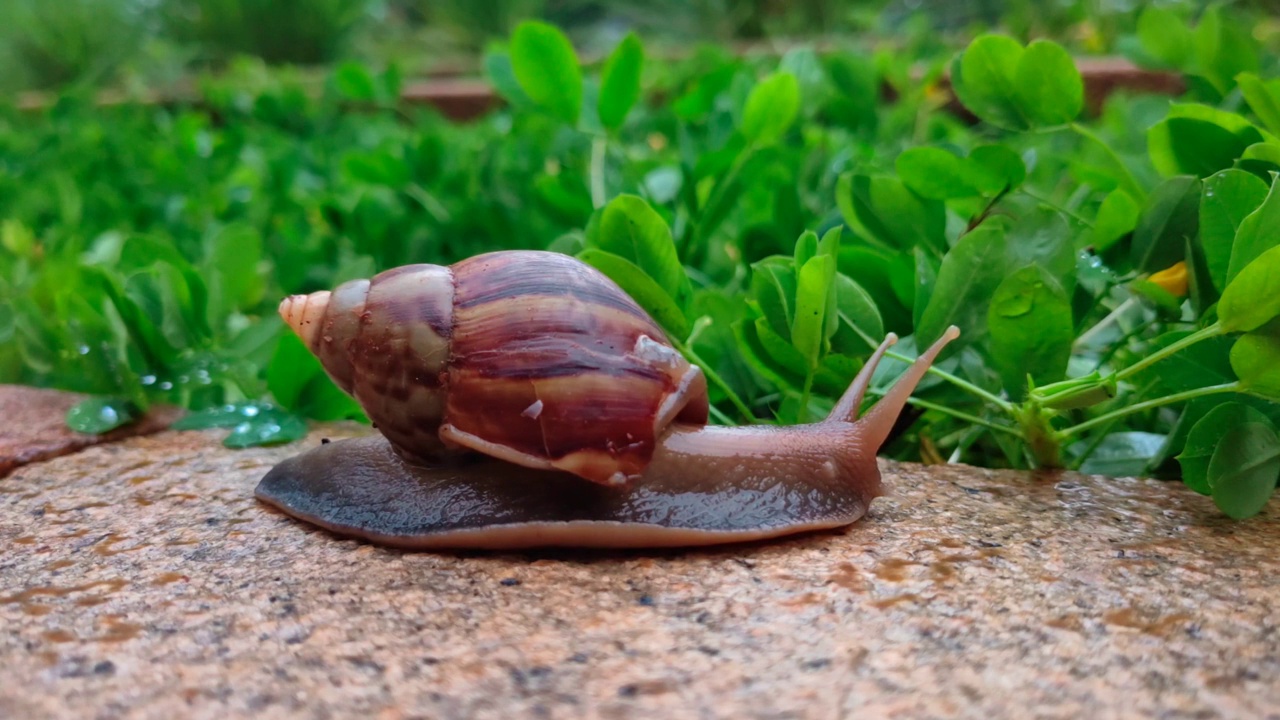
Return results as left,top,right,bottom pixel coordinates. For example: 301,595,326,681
824,333,899,424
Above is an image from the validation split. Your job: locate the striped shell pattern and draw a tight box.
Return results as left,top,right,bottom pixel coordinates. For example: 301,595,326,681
278,250,709,486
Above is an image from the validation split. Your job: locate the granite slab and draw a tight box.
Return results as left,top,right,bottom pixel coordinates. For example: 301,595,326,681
1,422,1276,719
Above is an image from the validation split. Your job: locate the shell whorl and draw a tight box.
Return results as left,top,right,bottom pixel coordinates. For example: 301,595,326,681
280,250,709,485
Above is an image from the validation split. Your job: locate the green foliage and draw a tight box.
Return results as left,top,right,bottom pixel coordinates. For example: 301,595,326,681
172,401,310,447
164,0,373,65
1130,3,1262,97
741,72,801,146
510,21,582,124
0,0,148,91
66,397,141,434
9,23,1280,519
950,35,1083,130
598,33,644,131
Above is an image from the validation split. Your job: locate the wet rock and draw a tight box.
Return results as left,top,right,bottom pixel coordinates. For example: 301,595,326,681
0,385,181,479
0,422,1277,719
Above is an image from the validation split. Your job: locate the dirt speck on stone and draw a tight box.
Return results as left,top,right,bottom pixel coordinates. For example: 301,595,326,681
0,385,182,478
1,424,1277,719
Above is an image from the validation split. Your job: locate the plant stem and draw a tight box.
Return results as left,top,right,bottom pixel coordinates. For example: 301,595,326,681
708,404,734,426
1067,415,1123,470
1058,382,1241,439
589,135,608,209
1113,322,1225,382
671,338,758,423
868,393,1022,437
1075,297,1138,350
1020,188,1095,228
965,185,1011,233
688,146,754,263
1069,122,1146,202
798,370,814,424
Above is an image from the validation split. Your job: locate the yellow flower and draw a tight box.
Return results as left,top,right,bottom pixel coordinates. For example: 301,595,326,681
1148,261,1188,297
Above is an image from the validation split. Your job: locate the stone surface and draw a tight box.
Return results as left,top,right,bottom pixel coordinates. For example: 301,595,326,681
1,421,1278,720
0,385,182,478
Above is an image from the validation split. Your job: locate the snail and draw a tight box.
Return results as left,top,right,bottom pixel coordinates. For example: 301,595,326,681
255,250,959,550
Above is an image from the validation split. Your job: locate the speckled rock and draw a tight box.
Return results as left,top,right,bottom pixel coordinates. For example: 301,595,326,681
0,385,182,478
1,421,1277,720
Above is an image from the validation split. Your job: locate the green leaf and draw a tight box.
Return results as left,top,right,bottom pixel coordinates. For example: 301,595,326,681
951,35,1027,130
1076,432,1168,477
1148,117,1252,178
593,194,688,305
577,249,689,340
1131,279,1183,317
755,316,809,376
1242,142,1280,168
733,319,803,391
343,150,410,187
1231,330,1280,400
819,229,842,343
816,225,841,260
987,265,1073,398
1185,233,1218,314
1091,189,1140,251
830,273,884,354
1219,245,1280,332
837,173,945,252
916,223,1008,352
1200,169,1268,291
267,333,312,410
510,21,582,124
171,401,271,430
912,246,939,331
1136,5,1194,69
598,33,644,130
967,145,1026,194
793,230,818,269
223,412,309,448
1194,5,1259,95
267,332,364,422
66,397,140,434
484,50,533,108
1226,174,1280,287
792,255,835,370
896,147,980,199
837,245,913,334
205,224,266,326
823,53,879,134
741,72,800,146
123,262,206,356
751,256,797,340
1133,331,1235,396
172,401,310,448
1208,422,1280,519
1237,73,1280,138
1006,207,1076,290
1013,40,1083,126
1,219,34,256
1178,403,1272,494
333,62,376,102
1131,176,1200,272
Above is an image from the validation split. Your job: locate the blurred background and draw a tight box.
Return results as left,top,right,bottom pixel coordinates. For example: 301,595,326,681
4,0,1280,486
4,0,1278,94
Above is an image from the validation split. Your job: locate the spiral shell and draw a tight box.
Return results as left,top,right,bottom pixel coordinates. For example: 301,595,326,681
279,250,709,485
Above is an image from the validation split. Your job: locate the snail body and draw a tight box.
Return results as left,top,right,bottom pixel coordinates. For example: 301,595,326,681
256,250,959,550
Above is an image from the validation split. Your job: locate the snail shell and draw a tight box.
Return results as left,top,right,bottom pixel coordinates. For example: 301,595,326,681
278,250,708,486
